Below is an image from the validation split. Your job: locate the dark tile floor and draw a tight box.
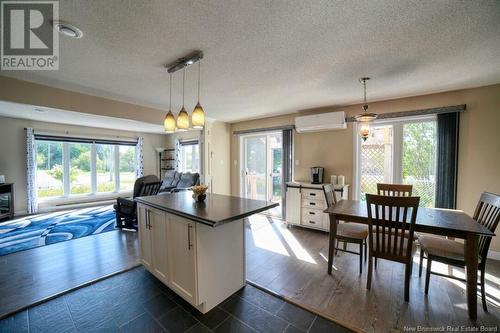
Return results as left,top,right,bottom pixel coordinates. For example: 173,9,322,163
0,266,353,333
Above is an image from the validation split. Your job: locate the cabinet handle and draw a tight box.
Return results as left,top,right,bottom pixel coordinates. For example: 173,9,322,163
188,225,193,250
309,211,315,215
310,202,316,206
146,209,150,229
310,193,316,196
309,221,316,224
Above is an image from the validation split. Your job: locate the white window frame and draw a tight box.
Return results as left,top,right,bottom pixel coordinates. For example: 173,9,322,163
36,140,136,203
353,114,437,200
179,141,200,173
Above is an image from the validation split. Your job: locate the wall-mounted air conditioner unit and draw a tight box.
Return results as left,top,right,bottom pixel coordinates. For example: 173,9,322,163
295,111,347,133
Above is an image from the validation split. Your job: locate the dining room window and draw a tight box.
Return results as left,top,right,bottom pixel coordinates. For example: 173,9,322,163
354,115,437,207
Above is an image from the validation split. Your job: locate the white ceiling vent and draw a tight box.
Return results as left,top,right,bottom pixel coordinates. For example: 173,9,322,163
295,111,347,133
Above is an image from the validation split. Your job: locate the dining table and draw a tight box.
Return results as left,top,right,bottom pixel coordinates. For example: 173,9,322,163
324,199,495,321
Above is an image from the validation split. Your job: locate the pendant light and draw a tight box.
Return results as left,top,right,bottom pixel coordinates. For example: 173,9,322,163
176,68,190,131
191,59,205,129
163,73,176,133
354,77,377,141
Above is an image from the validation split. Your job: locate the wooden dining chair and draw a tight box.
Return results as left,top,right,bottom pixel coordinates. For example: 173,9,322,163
377,183,413,196
374,183,415,267
419,192,500,311
366,194,420,302
324,184,368,274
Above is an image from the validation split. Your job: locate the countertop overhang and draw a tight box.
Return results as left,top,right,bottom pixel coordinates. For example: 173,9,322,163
135,192,279,227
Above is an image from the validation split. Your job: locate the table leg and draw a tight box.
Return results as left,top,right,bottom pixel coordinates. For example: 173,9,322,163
328,215,338,275
465,233,479,321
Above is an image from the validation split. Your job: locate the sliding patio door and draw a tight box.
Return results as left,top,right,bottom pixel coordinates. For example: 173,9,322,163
355,116,437,207
240,132,283,217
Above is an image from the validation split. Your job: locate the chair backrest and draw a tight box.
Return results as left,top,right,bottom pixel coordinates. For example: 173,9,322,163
366,194,420,262
474,192,500,263
323,184,337,208
163,170,178,186
376,183,413,197
138,181,162,197
176,172,200,189
133,175,160,198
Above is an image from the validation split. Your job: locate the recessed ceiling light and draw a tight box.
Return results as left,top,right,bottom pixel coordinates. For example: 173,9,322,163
53,21,83,38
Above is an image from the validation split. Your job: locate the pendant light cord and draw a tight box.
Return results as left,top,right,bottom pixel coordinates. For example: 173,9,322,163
182,68,185,107
169,74,172,111
197,60,201,102
362,78,368,113
363,79,367,104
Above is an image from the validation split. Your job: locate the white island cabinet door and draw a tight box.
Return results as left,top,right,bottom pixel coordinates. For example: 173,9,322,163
285,186,301,225
138,205,153,270
167,214,198,304
150,208,169,284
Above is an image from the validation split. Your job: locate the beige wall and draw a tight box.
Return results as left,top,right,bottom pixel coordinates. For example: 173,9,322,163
230,84,500,251
208,121,231,195
165,121,231,196
0,76,166,124
0,116,167,213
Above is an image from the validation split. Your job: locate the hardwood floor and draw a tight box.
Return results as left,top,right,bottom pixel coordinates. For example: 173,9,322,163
0,229,139,319
245,215,500,332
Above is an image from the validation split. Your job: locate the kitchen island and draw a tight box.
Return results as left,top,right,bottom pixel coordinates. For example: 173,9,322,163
135,191,278,313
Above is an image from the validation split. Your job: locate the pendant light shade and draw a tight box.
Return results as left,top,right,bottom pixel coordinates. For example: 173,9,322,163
359,122,371,141
164,74,176,133
164,110,176,133
192,102,205,129
191,60,205,129
177,68,190,131
177,107,189,131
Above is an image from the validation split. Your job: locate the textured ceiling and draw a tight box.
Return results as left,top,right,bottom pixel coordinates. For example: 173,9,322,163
2,0,500,123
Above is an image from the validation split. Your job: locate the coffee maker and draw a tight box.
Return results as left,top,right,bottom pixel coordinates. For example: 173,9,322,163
310,167,324,184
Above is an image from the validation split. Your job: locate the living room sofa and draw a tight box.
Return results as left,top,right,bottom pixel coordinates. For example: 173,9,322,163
159,170,200,193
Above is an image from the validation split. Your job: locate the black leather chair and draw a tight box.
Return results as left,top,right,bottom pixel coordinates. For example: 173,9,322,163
114,175,162,230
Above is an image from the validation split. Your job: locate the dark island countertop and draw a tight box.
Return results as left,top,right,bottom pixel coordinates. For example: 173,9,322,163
135,192,279,227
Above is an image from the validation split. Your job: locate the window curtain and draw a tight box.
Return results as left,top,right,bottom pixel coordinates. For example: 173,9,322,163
175,139,181,171
435,112,459,209
135,137,144,178
26,128,38,214
282,129,293,218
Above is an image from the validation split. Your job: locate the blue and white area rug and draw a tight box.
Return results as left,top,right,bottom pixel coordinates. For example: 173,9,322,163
0,205,116,256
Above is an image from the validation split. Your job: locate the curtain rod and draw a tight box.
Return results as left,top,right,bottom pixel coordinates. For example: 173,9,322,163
233,125,294,136
24,128,138,142
345,104,466,123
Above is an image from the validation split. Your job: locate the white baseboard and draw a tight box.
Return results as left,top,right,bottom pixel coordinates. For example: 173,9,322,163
10,200,114,220
488,250,500,261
